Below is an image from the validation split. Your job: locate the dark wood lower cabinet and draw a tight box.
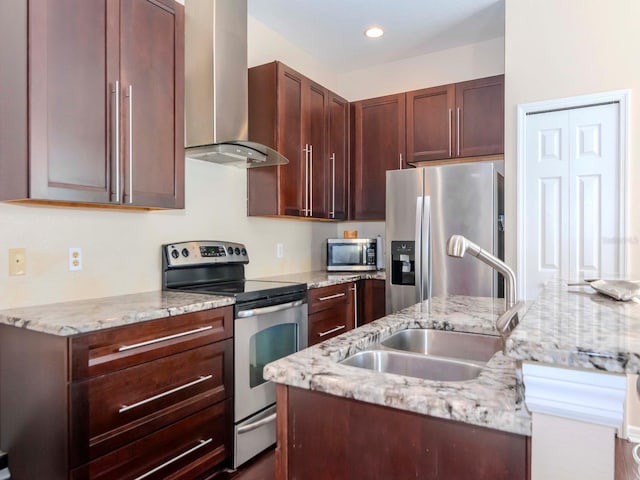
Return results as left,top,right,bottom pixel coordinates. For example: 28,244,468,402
276,385,530,480
0,307,233,480
358,279,385,325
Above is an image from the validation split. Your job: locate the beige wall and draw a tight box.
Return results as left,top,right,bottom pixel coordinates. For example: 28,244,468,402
504,0,640,276
337,36,505,101
0,161,335,309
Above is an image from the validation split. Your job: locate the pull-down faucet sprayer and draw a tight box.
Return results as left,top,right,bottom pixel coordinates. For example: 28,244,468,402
447,234,521,335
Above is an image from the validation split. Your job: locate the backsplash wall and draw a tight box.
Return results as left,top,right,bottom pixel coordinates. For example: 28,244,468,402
0,160,336,309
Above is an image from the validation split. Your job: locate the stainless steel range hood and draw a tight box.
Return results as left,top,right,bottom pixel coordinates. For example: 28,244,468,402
184,0,288,167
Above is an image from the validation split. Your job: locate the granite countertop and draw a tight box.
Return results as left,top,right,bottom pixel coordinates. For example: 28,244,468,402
264,295,531,436
506,278,640,373
0,291,234,336
257,270,386,289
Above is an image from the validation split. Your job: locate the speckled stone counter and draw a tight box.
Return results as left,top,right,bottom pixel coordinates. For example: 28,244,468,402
257,270,386,289
506,278,640,373
264,296,531,436
0,291,234,336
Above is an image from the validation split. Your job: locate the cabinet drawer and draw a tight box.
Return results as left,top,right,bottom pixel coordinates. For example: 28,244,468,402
71,400,230,480
70,340,232,464
70,306,233,380
308,283,351,314
308,306,353,346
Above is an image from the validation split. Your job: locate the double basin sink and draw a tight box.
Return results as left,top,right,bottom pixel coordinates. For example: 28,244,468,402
340,329,502,382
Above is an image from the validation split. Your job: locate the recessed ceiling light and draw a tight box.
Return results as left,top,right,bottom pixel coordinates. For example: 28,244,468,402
364,26,384,38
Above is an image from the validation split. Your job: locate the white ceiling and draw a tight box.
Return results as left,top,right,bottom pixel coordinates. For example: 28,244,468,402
248,0,505,73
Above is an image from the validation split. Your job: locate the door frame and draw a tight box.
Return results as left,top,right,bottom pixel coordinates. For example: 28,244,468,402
516,90,630,298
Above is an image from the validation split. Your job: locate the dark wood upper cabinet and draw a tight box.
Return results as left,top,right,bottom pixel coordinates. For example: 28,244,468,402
406,84,455,162
306,81,329,218
248,61,347,220
120,0,185,209
407,75,504,163
455,74,505,158
351,93,406,221
327,92,349,220
0,0,184,209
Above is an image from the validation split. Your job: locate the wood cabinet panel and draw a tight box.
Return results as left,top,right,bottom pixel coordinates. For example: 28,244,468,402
74,400,230,480
352,93,406,220
306,82,329,218
308,283,351,315
455,75,504,158
327,92,349,220
70,306,233,380
277,65,306,216
0,0,29,200
71,339,232,462
27,0,116,203
308,283,355,346
359,279,386,325
120,0,184,208
406,84,455,162
308,306,354,346
281,386,529,480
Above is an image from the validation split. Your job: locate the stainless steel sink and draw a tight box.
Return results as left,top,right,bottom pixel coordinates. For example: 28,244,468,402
380,329,501,363
340,350,483,382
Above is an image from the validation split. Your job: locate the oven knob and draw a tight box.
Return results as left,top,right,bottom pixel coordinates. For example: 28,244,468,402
241,248,247,256
181,248,189,257
170,249,179,259
235,247,241,255
227,246,234,255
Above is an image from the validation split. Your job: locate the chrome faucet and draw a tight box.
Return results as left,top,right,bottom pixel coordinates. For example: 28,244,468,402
447,234,521,334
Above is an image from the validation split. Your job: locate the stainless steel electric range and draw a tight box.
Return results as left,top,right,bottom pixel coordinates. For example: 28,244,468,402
162,241,308,468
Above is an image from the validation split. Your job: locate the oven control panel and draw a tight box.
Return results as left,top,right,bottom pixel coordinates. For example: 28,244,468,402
163,241,249,267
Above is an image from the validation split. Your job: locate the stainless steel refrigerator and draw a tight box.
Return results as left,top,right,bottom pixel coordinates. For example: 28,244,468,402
385,160,504,313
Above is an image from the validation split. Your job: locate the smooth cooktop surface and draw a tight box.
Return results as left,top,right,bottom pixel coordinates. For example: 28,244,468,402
172,280,307,303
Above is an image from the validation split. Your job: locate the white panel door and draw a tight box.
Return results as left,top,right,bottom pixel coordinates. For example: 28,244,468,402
568,104,619,281
524,110,570,299
524,103,620,300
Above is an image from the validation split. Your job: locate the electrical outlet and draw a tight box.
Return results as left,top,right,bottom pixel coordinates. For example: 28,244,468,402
276,243,284,258
9,248,26,276
69,247,82,271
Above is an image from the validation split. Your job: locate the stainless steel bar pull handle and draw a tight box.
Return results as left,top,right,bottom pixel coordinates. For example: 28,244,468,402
237,299,305,318
318,292,346,301
352,284,358,328
119,375,213,413
318,324,345,337
237,413,277,434
133,438,213,480
112,81,121,202
309,144,313,217
456,107,461,156
127,85,134,204
303,144,309,216
330,153,336,218
448,108,452,158
399,153,403,170
117,325,213,352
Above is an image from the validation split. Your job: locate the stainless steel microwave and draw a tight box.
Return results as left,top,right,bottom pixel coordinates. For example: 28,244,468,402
326,238,383,271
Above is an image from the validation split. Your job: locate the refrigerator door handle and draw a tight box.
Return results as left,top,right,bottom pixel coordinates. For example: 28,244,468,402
415,195,424,304
422,196,432,304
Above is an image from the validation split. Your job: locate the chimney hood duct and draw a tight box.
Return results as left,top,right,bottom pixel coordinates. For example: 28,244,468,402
184,0,288,167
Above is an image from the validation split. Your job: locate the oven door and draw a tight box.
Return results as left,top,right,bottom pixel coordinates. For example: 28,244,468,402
234,299,308,423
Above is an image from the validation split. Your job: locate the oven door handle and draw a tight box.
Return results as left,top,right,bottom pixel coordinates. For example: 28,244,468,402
236,299,305,318
237,412,277,434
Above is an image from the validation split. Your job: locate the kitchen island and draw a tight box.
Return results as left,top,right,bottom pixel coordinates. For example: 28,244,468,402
264,279,640,479
264,295,531,479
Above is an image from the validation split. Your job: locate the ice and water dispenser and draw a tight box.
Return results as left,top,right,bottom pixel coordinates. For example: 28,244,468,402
390,241,415,286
